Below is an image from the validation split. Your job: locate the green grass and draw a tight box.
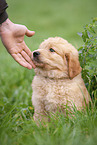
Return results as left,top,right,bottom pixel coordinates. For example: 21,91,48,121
0,0,97,145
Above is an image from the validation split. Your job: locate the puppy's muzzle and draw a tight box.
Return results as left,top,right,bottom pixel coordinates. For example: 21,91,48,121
33,51,40,58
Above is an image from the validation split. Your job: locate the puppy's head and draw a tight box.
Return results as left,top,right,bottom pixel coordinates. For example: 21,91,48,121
31,37,82,79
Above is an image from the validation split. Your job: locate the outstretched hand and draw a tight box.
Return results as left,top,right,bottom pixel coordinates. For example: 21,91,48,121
0,19,36,69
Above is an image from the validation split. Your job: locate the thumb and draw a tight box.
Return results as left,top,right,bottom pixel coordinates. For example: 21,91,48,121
25,28,35,37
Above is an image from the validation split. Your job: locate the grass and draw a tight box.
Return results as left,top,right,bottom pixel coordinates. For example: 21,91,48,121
0,0,97,145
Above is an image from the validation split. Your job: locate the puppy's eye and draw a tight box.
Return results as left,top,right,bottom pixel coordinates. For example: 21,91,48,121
49,48,55,52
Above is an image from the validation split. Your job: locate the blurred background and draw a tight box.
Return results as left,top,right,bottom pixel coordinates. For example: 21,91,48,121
6,0,97,48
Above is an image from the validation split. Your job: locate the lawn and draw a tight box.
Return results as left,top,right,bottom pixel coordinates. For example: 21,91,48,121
0,0,97,145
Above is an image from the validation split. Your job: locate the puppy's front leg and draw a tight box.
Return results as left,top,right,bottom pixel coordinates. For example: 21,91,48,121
32,96,48,124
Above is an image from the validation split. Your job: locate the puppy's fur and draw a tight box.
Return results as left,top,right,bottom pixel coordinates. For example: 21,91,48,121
31,37,91,121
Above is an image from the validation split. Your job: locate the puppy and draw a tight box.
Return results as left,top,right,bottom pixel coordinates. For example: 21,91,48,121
31,37,91,122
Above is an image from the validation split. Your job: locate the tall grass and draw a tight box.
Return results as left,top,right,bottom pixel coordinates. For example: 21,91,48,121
0,0,97,145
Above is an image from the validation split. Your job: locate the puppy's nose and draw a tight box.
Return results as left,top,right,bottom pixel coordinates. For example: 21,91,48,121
33,51,40,57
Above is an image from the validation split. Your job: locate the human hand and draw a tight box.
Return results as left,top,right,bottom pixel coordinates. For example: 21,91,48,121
0,19,36,69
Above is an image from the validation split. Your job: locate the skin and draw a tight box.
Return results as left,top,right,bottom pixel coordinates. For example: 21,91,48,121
0,18,36,69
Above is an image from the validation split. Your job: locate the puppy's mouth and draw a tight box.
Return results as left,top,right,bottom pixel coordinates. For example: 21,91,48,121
31,51,44,67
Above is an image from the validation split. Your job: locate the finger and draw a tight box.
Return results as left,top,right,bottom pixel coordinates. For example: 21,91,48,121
12,53,33,69
23,42,32,57
21,50,36,68
25,28,35,37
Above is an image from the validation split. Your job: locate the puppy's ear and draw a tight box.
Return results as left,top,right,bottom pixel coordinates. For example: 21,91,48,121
65,53,82,79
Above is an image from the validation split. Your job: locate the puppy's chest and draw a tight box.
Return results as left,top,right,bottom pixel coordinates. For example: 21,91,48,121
33,76,69,100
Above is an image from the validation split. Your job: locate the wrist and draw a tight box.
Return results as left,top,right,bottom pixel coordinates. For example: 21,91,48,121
0,18,11,27
0,19,13,35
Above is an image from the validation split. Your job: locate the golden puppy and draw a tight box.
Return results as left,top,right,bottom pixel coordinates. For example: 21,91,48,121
31,37,91,121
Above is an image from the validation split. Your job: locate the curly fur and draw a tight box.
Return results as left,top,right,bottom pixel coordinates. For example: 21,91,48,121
31,37,91,122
